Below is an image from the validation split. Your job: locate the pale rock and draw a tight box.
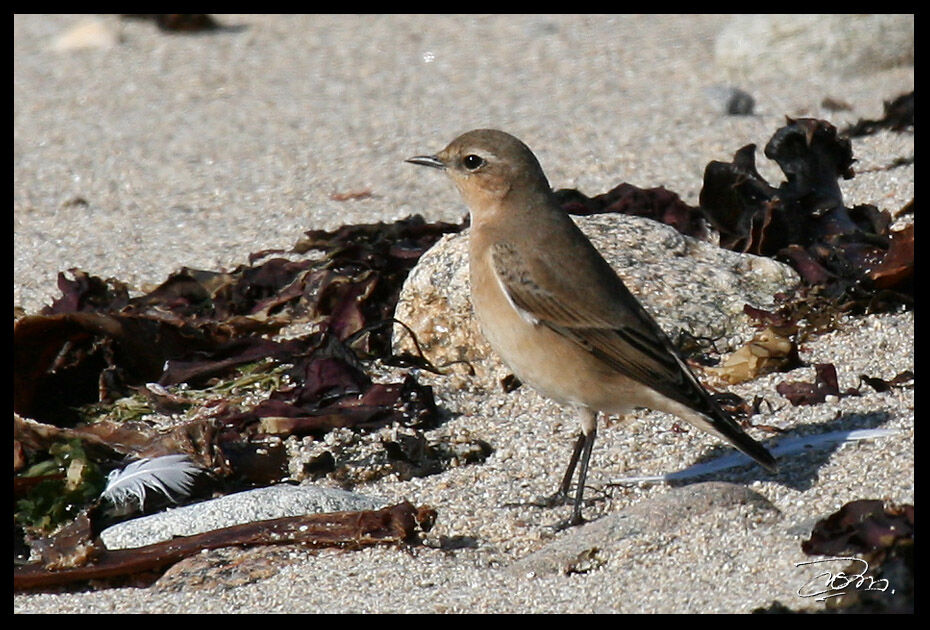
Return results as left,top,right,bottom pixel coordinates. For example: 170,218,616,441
100,485,386,550
51,18,121,52
715,14,914,79
392,214,800,390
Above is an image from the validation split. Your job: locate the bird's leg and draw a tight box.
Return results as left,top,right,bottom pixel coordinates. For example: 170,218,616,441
546,408,597,528
556,431,587,499
569,427,597,526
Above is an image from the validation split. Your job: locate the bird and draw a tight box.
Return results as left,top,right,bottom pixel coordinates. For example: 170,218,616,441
406,129,777,527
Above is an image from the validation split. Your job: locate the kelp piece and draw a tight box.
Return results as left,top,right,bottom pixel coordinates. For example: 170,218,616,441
841,91,914,137
120,14,221,32
775,363,859,406
554,182,710,240
704,326,801,385
14,215,457,427
801,499,913,612
700,118,854,255
14,501,436,591
14,310,230,424
550,116,910,319
698,117,912,313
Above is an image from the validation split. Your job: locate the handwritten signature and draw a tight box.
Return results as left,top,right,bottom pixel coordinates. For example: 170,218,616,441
796,557,894,602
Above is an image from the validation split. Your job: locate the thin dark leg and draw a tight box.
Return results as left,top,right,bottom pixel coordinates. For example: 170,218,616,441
557,431,587,498
569,428,597,526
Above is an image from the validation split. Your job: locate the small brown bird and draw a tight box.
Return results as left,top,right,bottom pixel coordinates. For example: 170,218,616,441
407,129,777,526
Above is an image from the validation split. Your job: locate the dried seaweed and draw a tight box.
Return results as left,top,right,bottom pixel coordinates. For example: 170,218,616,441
14,439,106,532
804,499,913,557
698,117,912,314
774,363,913,407
841,91,914,137
775,363,858,406
14,501,436,592
14,214,456,421
216,335,440,438
552,116,911,320
704,325,801,385
857,370,913,393
120,14,222,32
554,182,710,241
800,499,914,613
14,215,461,575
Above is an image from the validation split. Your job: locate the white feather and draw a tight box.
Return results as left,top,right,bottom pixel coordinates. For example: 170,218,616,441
102,454,202,507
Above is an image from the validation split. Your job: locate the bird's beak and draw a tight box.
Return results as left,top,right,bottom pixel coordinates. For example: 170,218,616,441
405,154,446,170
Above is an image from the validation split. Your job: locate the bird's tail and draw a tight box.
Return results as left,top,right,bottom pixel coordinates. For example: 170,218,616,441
682,403,778,474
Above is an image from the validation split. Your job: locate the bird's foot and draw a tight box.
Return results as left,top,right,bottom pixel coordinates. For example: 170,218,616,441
531,489,572,509
546,510,588,532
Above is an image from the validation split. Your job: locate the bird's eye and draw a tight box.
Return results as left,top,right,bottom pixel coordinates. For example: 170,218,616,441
462,154,485,171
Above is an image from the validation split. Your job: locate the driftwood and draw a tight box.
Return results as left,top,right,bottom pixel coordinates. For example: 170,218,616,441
15,501,435,591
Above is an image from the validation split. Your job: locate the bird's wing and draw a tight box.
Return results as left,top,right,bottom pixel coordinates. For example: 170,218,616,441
489,240,777,473
488,241,714,414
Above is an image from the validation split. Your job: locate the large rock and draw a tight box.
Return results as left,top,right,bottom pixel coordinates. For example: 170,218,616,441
507,482,779,577
392,214,799,389
715,14,914,78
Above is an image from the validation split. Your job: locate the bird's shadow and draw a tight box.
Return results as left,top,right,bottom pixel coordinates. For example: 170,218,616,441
502,409,898,518
660,410,896,492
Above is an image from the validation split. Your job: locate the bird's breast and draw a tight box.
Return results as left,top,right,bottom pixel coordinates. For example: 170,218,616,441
467,239,614,408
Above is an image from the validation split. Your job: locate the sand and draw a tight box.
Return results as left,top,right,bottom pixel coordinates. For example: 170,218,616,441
14,15,913,613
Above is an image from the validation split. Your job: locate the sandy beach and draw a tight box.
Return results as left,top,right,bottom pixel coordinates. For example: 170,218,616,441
14,15,913,613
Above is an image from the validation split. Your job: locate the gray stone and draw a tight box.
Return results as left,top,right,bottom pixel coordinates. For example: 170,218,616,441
100,484,386,550
715,14,914,78
703,85,756,115
507,482,779,577
392,214,799,389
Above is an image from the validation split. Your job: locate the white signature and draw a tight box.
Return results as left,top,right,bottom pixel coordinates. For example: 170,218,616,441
795,557,894,602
